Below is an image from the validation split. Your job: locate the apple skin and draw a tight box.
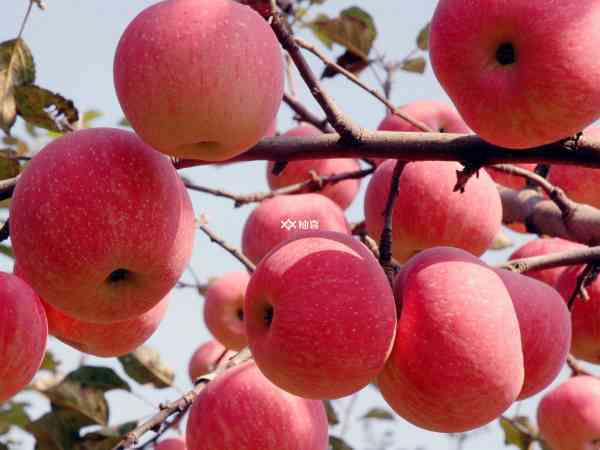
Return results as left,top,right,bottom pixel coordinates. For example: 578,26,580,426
267,124,361,209
0,272,48,403
538,375,600,450
556,266,600,363
245,231,396,399
10,128,196,323
203,271,250,351
155,438,187,450
364,159,502,262
495,269,571,399
489,163,537,190
509,237,587,287
379,253,524,432
430,1,600,149
186,361,329,450
373,100,470,166
241,193,350,264
114,0,284,161
548,127,600,208
188,340,235,382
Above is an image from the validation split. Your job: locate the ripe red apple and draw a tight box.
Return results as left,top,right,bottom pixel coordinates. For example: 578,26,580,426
266,124,361,209
244,231,396,399
188,340,235,382
548,127,600,208
556,266,600,363
509,237,587,287
364,159,502,262
241,193,350,264
489,163,537,190
0,272,48,402
203,271,250,351
186,361,329,450
430,1,600,149
155,437,187,450
495,269,571,399
114,0,284,161
538,375,600,450
379,252,524,432
10,128,196,323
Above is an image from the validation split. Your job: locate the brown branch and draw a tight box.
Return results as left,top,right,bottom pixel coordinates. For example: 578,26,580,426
114,349,252,450
282,93,333,133
567,264,600,310
294,37,432,133
0,175,18,201
566,354,595,377
0,220,9,243
196,217,256,273
502,246,600,274
379,160,403,284
175,281,209,296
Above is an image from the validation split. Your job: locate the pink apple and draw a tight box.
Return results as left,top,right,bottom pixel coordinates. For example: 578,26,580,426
241,193,350,264
489,163,538,190
495,269,571,399
244,231,396,399
556,266,600,363
509,237,587,287
538,375,600,450
430,1,600,149
114,0,284,161
155,437,187,450
203,271,250,351
0,272,48,402
379,251,524,432
548,127,600,208
186,361,328,450
267,124,361,209
188,340,235,382
364,159,502,262
10,128,196,323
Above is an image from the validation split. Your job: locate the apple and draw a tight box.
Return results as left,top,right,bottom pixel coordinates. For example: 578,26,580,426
0,272,48,403
495,269,571,399
548,127,600,208
10,128,196,323
538,375,600,450
556,265,600,363
203,271,250,351
188,340,235,382
241,193,350,264
489,163,538,190
509,237,587,287
266,124,361,209
379,251,524,432
430,0,600,149
186,361,329,450
244,231,396,399
364,159,502,262
155,437,187,450
114,0,284,161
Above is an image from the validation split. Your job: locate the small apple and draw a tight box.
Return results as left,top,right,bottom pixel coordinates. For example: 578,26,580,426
188,340,235,382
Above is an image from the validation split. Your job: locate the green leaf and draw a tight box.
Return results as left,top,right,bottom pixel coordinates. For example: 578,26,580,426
401,57,426,74
361,408,395,421
308,7,377,61
321,50,369,80
0,149,20,181
416,22,430,51
74,421,137,450
40,351,61,374
118,346,174,389
81,110,102,128
0,402,30,435
2,135,28,155
323,400,339,426
0,39,35,135
64,366,131,394
500,416,536,450
0,245,14,260
117,117,130,128
26,409,84,450
329,435,354,450
14,84,78,133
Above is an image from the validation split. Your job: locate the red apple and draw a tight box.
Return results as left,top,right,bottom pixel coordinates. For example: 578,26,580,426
203,271,250,351
186,361,329,450
188,340,235,382
430,1,600,149
495,269,571,399
364,159,502,262
0,272,48,402
244,231,396,399
556,266,600,363
538,375,600,450
10,128,196,323
155,437,187,450
114,0,284,161
379,252,524,432
489,163,537,190
241,193,350,264
267,124,361,209
509,237,587,287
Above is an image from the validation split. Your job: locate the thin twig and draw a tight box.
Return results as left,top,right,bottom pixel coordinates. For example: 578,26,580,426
566,354,595,377
0,220,9,243
379,160,403,284
282,93,333,133
196,217,255,273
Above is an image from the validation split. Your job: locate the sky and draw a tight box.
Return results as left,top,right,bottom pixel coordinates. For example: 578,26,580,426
0,1,572,449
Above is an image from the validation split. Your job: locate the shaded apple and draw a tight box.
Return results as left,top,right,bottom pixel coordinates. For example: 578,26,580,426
154,437,186,450
489,163,537,190
188,340,235,382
